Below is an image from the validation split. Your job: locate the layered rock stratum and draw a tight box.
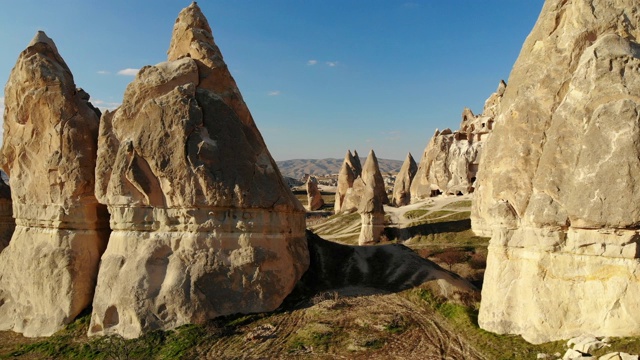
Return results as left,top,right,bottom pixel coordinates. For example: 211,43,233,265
0,32,108,337
89,3,308,338
411,82,503,200
472,0,640,343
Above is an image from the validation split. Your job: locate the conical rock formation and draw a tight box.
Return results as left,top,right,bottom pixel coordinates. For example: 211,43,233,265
334,150,357,213
358,150,387,245
472,0,640,343
391,153,417,207
89,3,308,338
306,176,324,211
0,32,108,337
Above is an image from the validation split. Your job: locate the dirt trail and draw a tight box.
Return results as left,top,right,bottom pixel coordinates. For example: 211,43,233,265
195,291,485,360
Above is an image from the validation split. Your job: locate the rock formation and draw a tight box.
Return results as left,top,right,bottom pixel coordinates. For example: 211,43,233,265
89,3,308,338
0,180,14,252
411,81,504,200
334,150,358,213
358,150,388,245
306,176,324,211
350,150,362,177
0,32,108,337
391,152,417,207
472,0,640,343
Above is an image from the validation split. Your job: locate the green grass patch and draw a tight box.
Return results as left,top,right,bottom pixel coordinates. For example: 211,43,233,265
404,209,429,219
444,200,472,209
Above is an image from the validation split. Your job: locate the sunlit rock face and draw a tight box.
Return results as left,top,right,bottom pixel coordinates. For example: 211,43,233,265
472,0,640,344
334,150,360,213
89,3,309,339
391,152,417,207
411,82,503,201
0,31,108,337
358,150,386,245
306,176,324,211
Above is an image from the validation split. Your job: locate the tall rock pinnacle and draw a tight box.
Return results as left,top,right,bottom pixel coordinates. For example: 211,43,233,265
89,4,308,338
0,31,109,337
391,152,417,207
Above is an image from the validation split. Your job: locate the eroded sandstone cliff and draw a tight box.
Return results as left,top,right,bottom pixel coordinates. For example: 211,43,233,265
472,0,640,343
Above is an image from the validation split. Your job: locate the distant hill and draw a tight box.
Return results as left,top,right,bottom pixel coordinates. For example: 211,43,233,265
276,158,404,179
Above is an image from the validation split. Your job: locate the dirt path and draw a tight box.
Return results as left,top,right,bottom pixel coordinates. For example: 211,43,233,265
195,291,485,360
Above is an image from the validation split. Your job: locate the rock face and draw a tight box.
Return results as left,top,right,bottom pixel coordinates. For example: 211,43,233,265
89,3,309,338
472,0,640,343
0,32,108,337
306,176,324,211
391,153,417,207
358,150,387,245
411,82,504,200
0,180,14,252
334,150,358,213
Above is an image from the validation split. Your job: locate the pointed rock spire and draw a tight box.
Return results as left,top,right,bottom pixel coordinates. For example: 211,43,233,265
306,175,324,211
391,152,417,207
90,4,308,338
350,150,362,178
334,157,356,213
361,150,389,206
0,32,108,337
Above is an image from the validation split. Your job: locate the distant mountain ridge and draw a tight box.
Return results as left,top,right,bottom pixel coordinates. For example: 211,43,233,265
276,158,404,179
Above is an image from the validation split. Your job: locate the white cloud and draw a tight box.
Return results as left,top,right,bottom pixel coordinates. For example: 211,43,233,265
97,70,110,75
307,60,318,66
0,97,4,113
326,61,339,67
268,90,281,96
383,130,402,141
92,99,121,112
117,68,139,76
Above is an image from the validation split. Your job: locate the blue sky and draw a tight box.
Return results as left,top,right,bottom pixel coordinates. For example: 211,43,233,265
0,1,544,161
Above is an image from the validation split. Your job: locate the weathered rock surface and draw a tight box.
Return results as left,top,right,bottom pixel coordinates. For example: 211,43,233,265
411,81,503,200
391,153,417,207
306,176,324,211
357,152,387,245
0,31,108,337
89,3,308,338
0,180,14,252
472,0,640,343
334,150,357,213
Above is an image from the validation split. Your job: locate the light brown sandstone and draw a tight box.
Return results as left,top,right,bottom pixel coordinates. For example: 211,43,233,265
89,3,308,338
472,0,640,343
358,150,387,245
306,176,324,211
334,150,357,213
391,153,417,207
0,31,108,337
411,82,503,201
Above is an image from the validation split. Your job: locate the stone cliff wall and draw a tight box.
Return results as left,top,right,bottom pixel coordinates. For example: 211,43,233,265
472,0,640,343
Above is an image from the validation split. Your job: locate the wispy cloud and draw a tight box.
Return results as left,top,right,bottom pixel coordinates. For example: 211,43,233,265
117,68,139,76
307,60,318,66
325,61,339,67
0,97,4,113
97,70,110,75
92,99,121,112
382,130,402,141
268,90,281,96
